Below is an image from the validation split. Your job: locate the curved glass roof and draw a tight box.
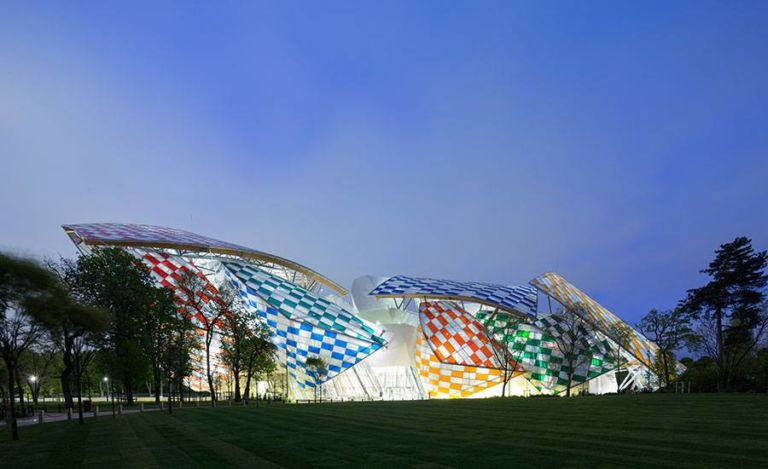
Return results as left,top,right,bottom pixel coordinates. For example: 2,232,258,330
530,272,658,367
369,274,538,317
62,223,347,295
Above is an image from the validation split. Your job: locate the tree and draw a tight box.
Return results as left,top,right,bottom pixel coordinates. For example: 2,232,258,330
241,323,275,402
479,310,520,397
160,304,197,413
637,308,694,390
144,287,179,403
26,289,109,423
754,347,768,393
219,291,275,403
0,253,60,440
167,292,198,409
45,257,116,408
678,356,718,392
69,311,107,424
542,305,595,397
19,343,57,405
650,349,677,389
606,322,634,392
305,356,327,402
175,270,227,405
682,237,768,392
217,286,249,402
68,248,158,404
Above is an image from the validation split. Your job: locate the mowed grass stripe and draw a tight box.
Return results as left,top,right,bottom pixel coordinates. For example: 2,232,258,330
180,397,765,466
244,398,767,464
1,394,767,468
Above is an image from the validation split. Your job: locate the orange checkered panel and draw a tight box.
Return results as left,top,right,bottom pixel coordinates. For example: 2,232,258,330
419,301,502,369
415,326,504,398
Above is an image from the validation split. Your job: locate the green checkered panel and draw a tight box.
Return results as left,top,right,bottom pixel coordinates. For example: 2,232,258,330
477,312,615,394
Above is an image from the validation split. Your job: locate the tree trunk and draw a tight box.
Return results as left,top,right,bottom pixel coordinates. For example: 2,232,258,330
244,372,252,403
15,368,26,417
243,353,256,403
234,369,241,402
153,365,161,403
61,360,74,409
715,309,727,392
501,367,508,397
76,371,84,424
61,336,76,409
176,377,183,403
206,335,216,406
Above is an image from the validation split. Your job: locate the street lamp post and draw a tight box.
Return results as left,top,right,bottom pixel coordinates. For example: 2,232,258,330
105,376,115,418
29,375,38,405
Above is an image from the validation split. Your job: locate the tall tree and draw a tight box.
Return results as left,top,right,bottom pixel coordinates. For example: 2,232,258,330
682,237,768,392
0,253,60,440
175,271,226,405
70,312,107,424
219,297,250,402
69,248,157,403
305,356,327,402
542,305,595,397
637,308,694,390
242,324,276,402
26,290,109,423
19,343,57,405
160,298,198,410
144,287,178,403
221,308,274,402
46,258,115,408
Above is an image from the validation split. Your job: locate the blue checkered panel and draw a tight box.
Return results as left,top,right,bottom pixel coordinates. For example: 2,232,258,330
223,263,384,388
223,261,384,344
370,275,538,317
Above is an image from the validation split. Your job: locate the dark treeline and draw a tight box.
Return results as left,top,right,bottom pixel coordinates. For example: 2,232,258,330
1,248,276,441
638,236,768,393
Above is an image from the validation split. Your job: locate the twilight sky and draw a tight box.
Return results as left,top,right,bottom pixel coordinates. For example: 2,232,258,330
1,1,767,325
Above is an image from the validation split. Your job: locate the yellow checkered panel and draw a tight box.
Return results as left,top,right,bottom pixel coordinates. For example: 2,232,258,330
415,326,507,398
529,272,658,367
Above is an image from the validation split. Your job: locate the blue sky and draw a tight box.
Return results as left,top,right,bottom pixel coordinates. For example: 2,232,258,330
1,1,767,326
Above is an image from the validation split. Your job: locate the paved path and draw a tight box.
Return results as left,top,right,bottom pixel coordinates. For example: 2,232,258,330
1,405,179,429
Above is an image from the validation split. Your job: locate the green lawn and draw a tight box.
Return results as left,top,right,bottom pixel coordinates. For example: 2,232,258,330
1,394,767,468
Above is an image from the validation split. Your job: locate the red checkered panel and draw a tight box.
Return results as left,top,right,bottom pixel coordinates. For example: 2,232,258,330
133,249,219,325
419,301,503,369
